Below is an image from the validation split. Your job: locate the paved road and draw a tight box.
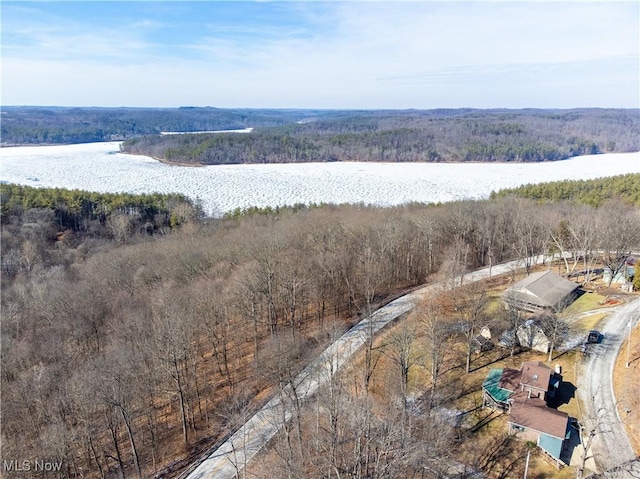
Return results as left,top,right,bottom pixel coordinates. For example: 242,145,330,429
184,256,549,479
577,297,640,474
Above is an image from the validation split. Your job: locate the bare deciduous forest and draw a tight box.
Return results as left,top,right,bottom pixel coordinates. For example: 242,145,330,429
121,109,640,165
2,178,640,478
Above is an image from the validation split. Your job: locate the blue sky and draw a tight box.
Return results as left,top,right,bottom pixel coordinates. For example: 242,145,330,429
1,1,638,108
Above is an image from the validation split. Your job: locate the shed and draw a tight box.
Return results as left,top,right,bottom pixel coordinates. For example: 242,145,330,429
473,334,494,353
603,263,635,284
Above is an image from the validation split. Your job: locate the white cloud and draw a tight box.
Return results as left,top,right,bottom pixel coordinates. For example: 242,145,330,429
2,1,638,107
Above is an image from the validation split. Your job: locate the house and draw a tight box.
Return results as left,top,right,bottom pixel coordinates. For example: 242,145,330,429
516,319,551,353
504,270,579,313
505,360,560,400
483,361,560,408
482,361,568,466
508,396,569,467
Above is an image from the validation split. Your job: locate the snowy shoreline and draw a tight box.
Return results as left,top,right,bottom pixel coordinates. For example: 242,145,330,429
1,142,639,216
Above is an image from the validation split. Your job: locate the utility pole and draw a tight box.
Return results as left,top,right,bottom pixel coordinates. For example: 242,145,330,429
523,450,530,479
627,319,632,368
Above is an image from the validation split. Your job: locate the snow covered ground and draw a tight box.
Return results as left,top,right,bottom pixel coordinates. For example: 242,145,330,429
1,142,639,216
160,128,254,135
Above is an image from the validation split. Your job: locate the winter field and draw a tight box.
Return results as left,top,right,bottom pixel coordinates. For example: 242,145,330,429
1,142,639,216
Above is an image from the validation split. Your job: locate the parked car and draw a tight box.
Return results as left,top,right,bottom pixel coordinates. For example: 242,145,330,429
587,330,601,344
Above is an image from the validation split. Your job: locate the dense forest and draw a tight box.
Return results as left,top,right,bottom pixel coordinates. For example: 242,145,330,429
491,173,640,207
2,178,640,478
3,107,639,163
120,108,639,164
0,185,202,249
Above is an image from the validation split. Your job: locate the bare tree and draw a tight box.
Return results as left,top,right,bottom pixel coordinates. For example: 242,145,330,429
439,238,471,291
151,289,195,444
417,294,456,409
546,203,604,283
217,388,255,479
509,197,550,274
381,319,422,409
538,309,570,363
576,400,614,479
107,212,139,243
93,354,143,479
453,284,490,373
596,202,640,287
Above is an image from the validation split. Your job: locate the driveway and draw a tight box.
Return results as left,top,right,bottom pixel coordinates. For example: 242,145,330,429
576,297,640,474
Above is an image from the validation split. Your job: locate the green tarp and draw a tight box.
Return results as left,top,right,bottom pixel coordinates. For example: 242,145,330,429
483,368,511,404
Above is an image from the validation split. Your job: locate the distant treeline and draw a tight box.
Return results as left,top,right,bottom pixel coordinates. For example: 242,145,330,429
490,173,640,207
3,107,639,163
0,106,321,144
121,108,640,164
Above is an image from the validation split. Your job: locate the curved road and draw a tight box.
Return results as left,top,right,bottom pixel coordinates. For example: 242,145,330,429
577,297,640,475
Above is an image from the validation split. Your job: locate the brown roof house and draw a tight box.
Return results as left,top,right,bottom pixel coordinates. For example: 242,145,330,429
482,361,569,466
504,270,579,313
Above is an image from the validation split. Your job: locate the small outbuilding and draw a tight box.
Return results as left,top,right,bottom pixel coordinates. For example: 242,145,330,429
516,319,552,354
472,326,494,353
603,260,636,284
504,270,579,313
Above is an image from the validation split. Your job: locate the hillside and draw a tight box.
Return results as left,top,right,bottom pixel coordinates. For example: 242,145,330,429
0,106,324,145
2,178,640,478
120,108,640,164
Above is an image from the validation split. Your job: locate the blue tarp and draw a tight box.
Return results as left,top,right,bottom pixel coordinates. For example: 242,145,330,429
538,432,564,460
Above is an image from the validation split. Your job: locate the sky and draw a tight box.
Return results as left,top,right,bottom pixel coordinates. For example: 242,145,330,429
1,1,639,109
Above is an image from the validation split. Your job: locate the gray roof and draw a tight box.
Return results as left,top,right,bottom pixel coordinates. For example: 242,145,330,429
505,270,578,308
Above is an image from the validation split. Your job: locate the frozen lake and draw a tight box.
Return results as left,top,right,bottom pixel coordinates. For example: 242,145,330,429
1,142,639,216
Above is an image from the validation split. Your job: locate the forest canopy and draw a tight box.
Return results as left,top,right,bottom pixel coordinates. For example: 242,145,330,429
3,190,640,479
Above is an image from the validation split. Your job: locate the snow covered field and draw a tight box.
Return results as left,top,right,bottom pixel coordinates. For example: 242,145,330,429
1,142,639,216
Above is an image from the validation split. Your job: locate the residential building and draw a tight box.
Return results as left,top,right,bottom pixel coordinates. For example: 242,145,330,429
482,361,569,466
503,270,579,312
